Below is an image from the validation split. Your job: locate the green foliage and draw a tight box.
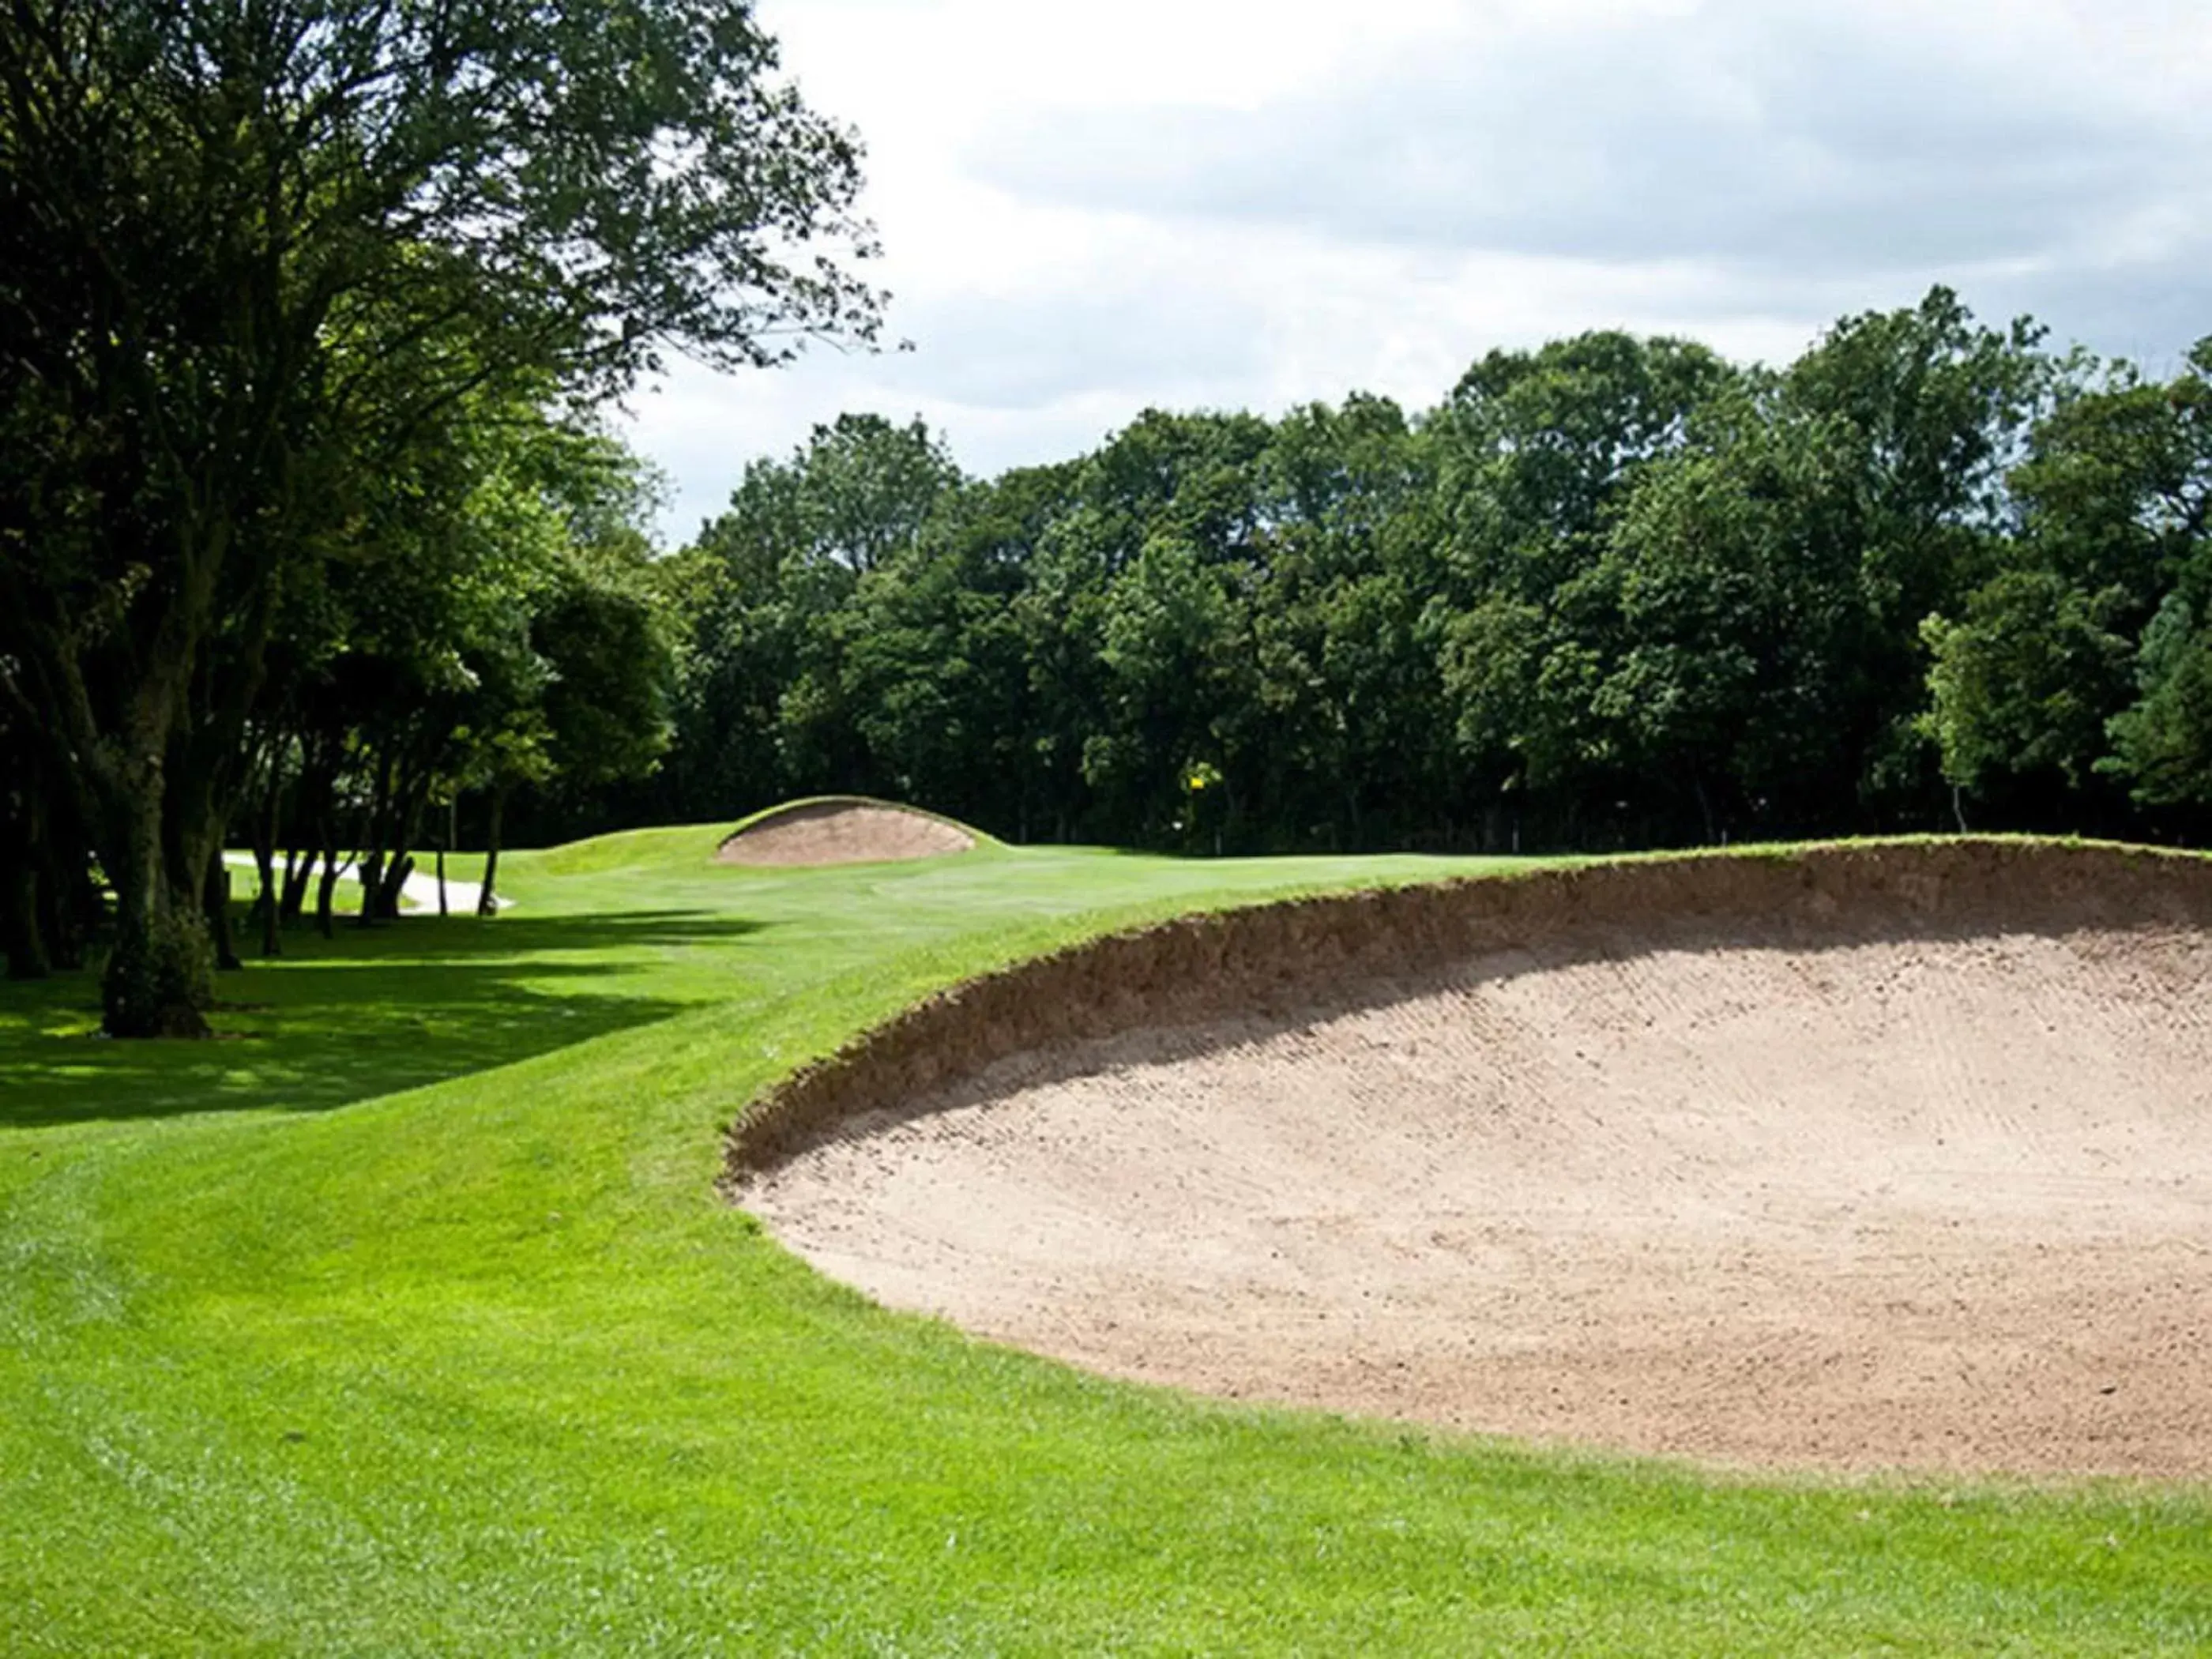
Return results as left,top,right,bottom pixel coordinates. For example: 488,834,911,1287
666,415,965,814
2008,356,2212,610
2105,596,2212,807
650,294,2212,854
1433,330,1736,601
1923,573,2136,791
1921,340,2212,820
0,0,882,1029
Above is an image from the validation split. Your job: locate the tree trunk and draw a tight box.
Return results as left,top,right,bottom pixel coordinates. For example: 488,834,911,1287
280,847,311,922
442,796,457,916
0,770,51,980
42,544,224,1038
42,841,94,972
356,745,397,925
378,853,412,918
103,900,213,1037
252,758,283,957
2,862,47,980
32,860,72,972
314,852,342,939
375,784,427,920
206,858,243,972
283,732,340,924
102,778,213,1039
356,847,383,924
476,786,507,916
370,757,438,922
255,845,281,957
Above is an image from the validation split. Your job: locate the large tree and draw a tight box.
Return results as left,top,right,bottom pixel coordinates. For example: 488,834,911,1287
664,412,962,818
0,0,882,1034
1921,343,2212,825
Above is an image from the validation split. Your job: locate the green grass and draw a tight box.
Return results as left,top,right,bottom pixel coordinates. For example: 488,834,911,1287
1,830,2205,1655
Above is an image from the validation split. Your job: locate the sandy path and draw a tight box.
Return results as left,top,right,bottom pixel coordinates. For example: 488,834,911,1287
220,852,510,913
740,920,2212,1477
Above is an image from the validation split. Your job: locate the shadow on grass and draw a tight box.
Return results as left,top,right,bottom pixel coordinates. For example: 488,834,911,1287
269,908,765,960
0,908,766,1130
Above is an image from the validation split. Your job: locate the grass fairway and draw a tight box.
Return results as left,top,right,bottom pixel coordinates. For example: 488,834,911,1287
1,830,2206,1656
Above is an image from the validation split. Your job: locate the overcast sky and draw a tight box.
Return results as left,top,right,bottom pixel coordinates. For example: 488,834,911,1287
621,0,2212,540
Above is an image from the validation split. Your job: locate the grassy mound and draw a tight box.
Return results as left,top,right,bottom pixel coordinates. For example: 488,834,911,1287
1,833,2206,1654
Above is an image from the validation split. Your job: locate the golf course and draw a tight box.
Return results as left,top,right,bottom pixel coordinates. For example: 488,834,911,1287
13,2,2212,1651
4,820,2208,1655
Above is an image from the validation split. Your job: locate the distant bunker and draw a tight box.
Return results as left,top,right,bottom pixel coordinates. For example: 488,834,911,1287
728,842,2212,1479
717,798,976,867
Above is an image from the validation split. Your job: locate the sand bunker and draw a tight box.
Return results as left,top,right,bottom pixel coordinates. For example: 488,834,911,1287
717,799,975,867
730,843,2212,1477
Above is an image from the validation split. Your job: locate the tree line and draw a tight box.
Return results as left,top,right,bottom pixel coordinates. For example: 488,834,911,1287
0,1,880,1034
623,289,2212,861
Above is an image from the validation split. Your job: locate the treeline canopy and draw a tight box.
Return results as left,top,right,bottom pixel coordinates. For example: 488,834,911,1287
628,290,2212,858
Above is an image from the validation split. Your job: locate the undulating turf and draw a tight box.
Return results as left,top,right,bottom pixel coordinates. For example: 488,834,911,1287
2,830,2206,1655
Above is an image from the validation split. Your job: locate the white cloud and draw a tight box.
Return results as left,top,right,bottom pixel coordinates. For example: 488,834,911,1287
983,10,2179,273
622,0,2212,540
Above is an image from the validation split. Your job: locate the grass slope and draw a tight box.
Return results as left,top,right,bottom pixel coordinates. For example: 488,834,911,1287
1,832,2205,1656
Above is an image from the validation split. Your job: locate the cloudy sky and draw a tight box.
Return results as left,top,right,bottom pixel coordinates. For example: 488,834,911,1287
623,0,2212,540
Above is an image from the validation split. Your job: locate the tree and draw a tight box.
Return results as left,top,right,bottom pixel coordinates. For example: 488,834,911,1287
1431,333,1736,838
263,409,672,924
480,498,676,912
1088,536,1255,845
668,416,958,819
1431,295,2056,845
628,292,2212,860
837,468,1059,834
1922,573,2136,808
1240,397,1448,848
1920,341,2212,824
0,0,882,1034
1432,332,1736,601
2105,594,2212,811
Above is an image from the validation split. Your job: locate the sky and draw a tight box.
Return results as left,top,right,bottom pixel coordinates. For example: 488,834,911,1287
620,0,2212,542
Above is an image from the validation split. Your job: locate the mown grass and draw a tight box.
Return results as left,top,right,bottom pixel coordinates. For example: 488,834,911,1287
1,830,2206,1655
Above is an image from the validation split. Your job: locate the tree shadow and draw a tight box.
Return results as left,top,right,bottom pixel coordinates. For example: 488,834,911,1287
0,909,768,1130
262,908,768,960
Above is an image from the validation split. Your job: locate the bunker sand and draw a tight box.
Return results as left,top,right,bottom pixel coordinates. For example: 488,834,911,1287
732,844,2212,1477
717,798,975,867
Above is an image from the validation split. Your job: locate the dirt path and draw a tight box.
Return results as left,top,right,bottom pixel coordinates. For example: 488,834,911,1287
737,856,2212,1478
